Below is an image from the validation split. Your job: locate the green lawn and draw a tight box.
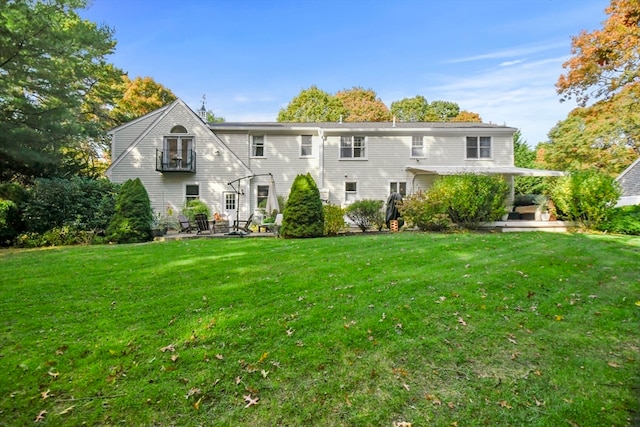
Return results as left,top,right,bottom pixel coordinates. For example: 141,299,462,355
1,232,639,426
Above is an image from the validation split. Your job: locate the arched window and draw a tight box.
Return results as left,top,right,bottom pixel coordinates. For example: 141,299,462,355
170,125,188,134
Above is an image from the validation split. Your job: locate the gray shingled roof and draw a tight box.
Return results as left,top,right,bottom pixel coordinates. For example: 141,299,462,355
208,121,516,131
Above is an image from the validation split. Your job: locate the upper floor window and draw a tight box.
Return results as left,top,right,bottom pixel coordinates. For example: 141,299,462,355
340,136,366,159
300,135,313,157
466,136,492,159
163,125,193,169
171,125,188,133
252,135,265,157
411,136,425,158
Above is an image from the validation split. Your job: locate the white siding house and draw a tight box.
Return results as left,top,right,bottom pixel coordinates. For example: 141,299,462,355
105,99,561,220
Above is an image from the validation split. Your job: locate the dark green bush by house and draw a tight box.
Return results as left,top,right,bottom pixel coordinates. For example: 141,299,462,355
106,178,153,244
345,199,384,232
549,170,621,229
0,183,27,246
281,173,324,238
596,204,640,235
22,177,118,234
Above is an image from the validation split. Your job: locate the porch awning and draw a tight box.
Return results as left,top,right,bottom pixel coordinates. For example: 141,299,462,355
406,165,566,177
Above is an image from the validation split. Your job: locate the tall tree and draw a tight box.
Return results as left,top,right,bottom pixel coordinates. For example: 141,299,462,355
428,100,460,121
277,86,345,122
450,110,482,122
390,95,431,121
335,87,391,122
557,0,640,106
109,76,177,125
0,0,123,183
512,130,544,194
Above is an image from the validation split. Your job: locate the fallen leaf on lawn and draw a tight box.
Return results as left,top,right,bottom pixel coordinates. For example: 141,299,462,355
55,345,68,355
554,315,564,321
243,394,259,408
535,398,545,407
258,352,269,363
40,389,52,400
215,354,224,360
34,410,47,422
451,422,458,427
48,371,59,378
402,383,410,391
608,361,620,368
534,370,542,376
457,317,467,326
160,344,175,353
171,354,179,362
186,388,201,399
447,402,455,409
261,369,269,378
635,301,640,307
58,405,75,415
393,422,412,427
235,376,242,385
345,394,352,407
498,400,512,409
193,397,202,410
286,328,294,336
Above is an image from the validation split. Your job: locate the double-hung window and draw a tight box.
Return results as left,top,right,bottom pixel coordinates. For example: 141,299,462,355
186,184,199,202
466,136,492,159
390,182,407,196
257,185,269,208
345,181,357,203
252,135,265,157
300,135,312,157
411,136,425,158
340,136,366,159
225,192,237,211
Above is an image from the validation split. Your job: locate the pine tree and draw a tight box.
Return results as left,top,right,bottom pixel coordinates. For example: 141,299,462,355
281,174,324,238
106,178,152,243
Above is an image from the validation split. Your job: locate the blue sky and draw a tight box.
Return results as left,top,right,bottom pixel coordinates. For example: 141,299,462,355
81,0,610,145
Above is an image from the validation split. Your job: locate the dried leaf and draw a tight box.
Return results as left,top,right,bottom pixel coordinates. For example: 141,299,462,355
393,422,412,427
40,389,51,400
171,354,179,362
215,354,224,360
160,344,175,353
47,371,59,378
193,397,202,410
58,405,75,415
402,383,410,391
258,352,269,363
498,400,512,409
243,394,259,408
34,410,47,423
457,317,467,326
261,369,269,378
235,376,242,385
608,361,620,368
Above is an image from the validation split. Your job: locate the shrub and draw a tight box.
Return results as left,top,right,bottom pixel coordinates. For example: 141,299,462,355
0,199,20,246
281,173,324,238
430,174,509,229
595,205,640,235
106,178,152,244
323,204,347,236
549,170,621,229
182,199,211,222
345,199,384,232
398,191,454,231
22,177,118,234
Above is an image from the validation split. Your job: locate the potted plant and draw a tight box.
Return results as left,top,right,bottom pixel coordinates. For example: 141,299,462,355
534,195,551,221
150,212,169,236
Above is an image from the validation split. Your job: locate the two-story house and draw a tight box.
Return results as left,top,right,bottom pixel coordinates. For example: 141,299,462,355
105,99,563,221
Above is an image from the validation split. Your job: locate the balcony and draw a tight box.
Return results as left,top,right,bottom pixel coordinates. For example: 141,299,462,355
156,149,196,173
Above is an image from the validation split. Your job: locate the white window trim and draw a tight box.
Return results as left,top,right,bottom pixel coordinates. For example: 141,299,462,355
300,135,313,158
251,135,266,158
163,135,195,163
465,136,493,160
344,180,358,205
185,183,200,202
411,135,426,158
339,135,368,160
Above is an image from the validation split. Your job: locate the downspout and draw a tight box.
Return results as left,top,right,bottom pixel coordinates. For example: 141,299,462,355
318,127,325,189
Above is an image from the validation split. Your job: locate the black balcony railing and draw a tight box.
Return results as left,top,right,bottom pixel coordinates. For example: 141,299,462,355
156,149,196,173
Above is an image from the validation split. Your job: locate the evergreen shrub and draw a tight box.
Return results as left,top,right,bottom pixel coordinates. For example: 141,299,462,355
106,178,152,244
281,173,324,238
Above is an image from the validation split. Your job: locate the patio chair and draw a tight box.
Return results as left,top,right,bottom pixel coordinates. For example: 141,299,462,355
195,213,212,234
178,214,195,233
232,213,254,233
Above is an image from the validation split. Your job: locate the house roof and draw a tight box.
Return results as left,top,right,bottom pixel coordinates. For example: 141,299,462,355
406,165,566,176
208,121,516,133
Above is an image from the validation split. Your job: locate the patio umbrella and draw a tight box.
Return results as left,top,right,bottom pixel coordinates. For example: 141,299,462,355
385,192,404,229
265,175,280,215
